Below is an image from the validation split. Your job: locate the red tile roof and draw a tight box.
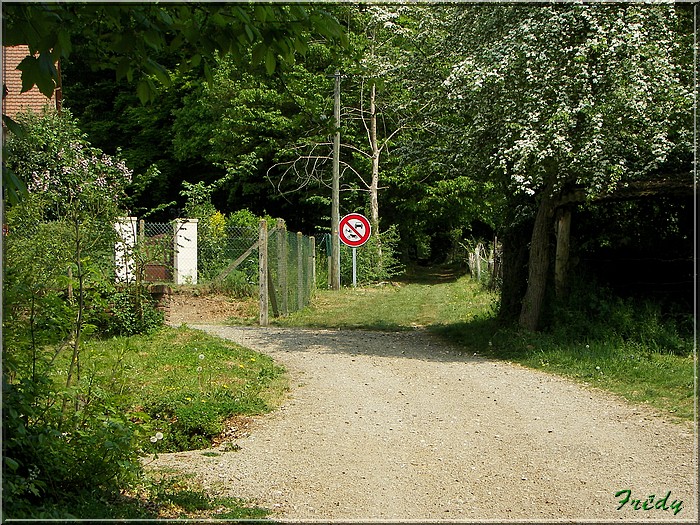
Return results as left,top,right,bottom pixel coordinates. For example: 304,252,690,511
2,45,60,117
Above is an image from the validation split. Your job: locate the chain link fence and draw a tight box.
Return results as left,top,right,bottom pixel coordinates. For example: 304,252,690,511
199,223,259,296
122,218,319,324
265,223,316,319
254,221,317,325
139,221,174,282
116,219,196,285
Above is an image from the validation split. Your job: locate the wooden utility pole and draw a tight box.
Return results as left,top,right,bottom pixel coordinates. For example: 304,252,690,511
331,71,341,290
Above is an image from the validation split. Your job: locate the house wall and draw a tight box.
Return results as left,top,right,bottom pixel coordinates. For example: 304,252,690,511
2,45,60,117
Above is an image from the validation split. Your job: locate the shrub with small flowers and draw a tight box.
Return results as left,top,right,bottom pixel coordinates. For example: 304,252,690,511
2,109,146,517
6,109,133,221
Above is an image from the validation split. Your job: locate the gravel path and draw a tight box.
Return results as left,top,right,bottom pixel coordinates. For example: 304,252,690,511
149,325,697,521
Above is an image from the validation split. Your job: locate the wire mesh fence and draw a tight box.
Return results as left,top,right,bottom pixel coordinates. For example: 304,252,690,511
198,223,259,297
116,218,319,324
266,225,316,318
257,220,316,325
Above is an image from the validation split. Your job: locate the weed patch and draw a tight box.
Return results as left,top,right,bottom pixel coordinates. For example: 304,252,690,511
4,325,285,518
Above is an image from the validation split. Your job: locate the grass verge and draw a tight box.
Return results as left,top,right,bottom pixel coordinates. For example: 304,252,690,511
13,325,286,519
276,265,695,423
23,470,270,520
79,325,288,452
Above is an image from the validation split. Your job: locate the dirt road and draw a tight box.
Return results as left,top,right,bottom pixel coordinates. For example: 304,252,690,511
150,325,697,521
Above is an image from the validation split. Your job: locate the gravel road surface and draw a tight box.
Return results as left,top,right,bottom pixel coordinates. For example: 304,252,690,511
149,325,697,522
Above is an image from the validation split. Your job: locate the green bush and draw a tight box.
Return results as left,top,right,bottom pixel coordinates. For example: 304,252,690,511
1,110,154,518
340,225,403,285
2,376,143,518
547,276,693,356
96,289,165,336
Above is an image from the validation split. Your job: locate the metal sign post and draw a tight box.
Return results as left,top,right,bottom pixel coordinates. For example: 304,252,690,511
339,213,371,288
352,247,357,287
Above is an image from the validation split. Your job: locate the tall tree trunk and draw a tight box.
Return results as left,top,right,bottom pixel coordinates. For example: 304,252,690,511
369,82,383,269
498,220,532,322
519,192,555,331
369,83,380,231
554,206,572,300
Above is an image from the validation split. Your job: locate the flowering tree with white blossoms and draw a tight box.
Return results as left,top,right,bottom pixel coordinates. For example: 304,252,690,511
439,4,692,330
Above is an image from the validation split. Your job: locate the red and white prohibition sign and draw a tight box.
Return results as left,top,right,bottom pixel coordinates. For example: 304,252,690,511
339,213,371,248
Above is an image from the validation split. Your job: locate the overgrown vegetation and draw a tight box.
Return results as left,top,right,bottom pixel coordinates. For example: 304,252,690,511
1,111,284,519
280,266,695,422
3,324,285,519
8,468,270,520
2,3,693,518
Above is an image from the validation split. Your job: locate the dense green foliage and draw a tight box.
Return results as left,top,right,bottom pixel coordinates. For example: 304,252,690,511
0,111,283,518
3,326,283,519
2,3,346,102
1,111,157,516
43,4,691,325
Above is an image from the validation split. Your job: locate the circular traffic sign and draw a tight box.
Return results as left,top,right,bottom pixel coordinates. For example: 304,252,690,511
339,213,371,247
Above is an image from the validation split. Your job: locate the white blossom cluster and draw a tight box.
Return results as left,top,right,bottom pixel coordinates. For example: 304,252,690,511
440,4,690,199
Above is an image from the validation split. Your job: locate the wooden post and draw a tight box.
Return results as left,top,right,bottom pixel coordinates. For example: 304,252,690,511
310,235,316,293
297,231,304,310
258,220,268,327
327,234,332,289
475,243,482,281
276,219,288,315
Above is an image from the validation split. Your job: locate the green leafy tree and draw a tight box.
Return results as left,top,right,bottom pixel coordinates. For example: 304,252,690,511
2,3,346,102
170,40,342,230
398,4,692,328
2,3,346,203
